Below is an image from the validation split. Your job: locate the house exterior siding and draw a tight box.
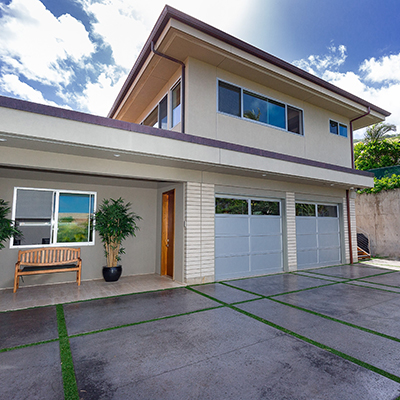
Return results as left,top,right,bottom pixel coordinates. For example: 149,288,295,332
0,6,387,289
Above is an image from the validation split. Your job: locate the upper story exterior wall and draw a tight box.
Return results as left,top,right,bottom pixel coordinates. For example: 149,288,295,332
185,57,352,168
109,6,389,173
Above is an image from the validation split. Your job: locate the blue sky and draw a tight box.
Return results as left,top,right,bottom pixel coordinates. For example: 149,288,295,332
0,0,399,139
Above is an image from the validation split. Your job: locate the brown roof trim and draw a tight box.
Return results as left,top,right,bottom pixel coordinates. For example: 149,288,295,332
0,95,373,179
108,5,390,119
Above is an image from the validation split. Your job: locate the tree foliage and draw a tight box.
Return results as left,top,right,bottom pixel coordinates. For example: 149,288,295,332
363,122,396,143
354,139,400,171
94,198,141,268
0,199,21,250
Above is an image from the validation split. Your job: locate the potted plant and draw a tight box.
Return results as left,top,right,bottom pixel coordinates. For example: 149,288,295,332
94,197,141,282
0,199,21,249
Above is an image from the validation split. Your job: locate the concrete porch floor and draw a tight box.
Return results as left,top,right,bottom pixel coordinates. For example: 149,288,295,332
0,274,186,312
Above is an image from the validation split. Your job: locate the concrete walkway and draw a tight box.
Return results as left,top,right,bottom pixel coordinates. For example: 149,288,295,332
1,263,400,399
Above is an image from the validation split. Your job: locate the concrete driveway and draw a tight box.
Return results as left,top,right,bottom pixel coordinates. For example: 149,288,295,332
1,264,400,399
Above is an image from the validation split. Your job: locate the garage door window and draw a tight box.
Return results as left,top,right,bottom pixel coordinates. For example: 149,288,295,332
216,198,248,214
318,204,337,217
296,203,316,216
251,200,279,215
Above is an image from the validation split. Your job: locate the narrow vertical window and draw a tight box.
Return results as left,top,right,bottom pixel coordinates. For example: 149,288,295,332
159,95,168,129
218,81,241,117
287,106,303,135
171,82,181,127
267,100,286,129
339,124,348,137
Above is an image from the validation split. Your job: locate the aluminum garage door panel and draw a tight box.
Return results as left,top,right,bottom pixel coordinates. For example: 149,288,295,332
215,197,283,280
296,203,341,269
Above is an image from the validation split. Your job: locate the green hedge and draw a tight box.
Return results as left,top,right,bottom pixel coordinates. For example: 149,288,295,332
358,174,400,194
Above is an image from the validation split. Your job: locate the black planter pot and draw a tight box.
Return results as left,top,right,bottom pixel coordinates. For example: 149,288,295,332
102,266,122,282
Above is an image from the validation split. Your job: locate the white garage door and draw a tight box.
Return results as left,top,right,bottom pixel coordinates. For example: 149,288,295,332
296,203,341,269
215,197,283,280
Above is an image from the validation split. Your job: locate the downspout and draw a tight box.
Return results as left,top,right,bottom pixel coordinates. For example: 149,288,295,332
349,106,370,168
151,41,185,134
347,107,370,264
346,189,353,265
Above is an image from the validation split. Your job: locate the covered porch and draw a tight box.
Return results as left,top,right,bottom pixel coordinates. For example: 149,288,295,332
0,273,185,312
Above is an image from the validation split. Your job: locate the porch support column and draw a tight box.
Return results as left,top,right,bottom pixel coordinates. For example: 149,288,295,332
184,182,215,284
286,191,297,272
343,191,358,264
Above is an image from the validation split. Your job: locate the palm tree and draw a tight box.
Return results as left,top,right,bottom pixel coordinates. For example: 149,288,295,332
364,122,397,143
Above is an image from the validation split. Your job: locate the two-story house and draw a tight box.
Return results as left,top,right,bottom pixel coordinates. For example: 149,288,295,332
0,6,389,290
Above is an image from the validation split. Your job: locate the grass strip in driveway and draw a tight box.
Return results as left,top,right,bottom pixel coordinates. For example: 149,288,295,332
56,304,79,400
220,279,340,298
67,305,223,339
229,304,400,384
189,285,400,385
268,297,400,343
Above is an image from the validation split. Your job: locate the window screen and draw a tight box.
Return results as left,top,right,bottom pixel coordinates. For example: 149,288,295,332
218,81,241,117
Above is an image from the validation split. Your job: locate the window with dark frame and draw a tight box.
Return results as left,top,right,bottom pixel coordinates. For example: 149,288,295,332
218,81,241,117
171,81,181,127
330,120,347,138
218,80,303,135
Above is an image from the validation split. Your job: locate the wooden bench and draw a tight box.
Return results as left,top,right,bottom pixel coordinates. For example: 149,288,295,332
14,247,82,293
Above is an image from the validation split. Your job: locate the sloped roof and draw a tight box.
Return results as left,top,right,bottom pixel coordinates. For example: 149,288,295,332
108,5,390,119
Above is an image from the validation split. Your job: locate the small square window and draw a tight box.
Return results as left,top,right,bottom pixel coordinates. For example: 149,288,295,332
330,120,338,135
339,124,348,138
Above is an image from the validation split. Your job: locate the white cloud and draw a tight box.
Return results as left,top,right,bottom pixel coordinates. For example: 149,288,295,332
293,44,347,75
294,47,400,140
360,54,400,83
78,0,251,70
0,0,94,86
0,74,60,107
60,65,126,115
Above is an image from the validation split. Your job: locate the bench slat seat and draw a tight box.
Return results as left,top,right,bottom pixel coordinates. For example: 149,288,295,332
14,247,82,292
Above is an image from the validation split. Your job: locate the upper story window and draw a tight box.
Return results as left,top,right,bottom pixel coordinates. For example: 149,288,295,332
11,188,96,248
143,80,182,129
330,120,348,138
218,80,303,135
171,81,181,127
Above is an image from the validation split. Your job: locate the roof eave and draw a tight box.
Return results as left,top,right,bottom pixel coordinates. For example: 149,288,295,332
108,5,390,119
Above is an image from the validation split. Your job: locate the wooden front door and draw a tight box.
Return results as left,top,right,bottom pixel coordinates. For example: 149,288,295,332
161,190,175,277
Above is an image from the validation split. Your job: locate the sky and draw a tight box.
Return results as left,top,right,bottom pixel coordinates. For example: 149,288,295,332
0,0,400,139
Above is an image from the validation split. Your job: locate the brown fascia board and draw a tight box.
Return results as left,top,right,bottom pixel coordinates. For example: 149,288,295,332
108,5,390,119
0,94,373,180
